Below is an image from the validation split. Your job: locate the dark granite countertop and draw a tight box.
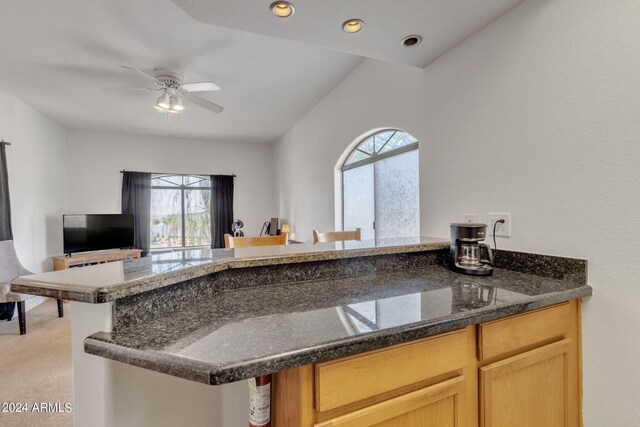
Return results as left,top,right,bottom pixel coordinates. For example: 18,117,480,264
11,237,449,303
85,265,592,385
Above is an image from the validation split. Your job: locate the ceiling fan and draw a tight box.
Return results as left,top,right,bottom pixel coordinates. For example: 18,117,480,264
103,66,224,114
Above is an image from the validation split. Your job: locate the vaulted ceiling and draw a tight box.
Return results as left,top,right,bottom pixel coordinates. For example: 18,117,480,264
0,0,362,143
172,0,524,68
0,0,523,143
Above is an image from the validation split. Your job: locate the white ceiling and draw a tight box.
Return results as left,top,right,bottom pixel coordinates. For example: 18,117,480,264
171,0,525,68
0,0,363,143
0,0,524,143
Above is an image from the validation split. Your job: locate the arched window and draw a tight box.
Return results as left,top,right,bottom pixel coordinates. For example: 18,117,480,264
341,129,419,240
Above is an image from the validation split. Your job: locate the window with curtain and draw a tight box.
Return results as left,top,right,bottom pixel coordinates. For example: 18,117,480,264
341,129,420,240
150,175,211,249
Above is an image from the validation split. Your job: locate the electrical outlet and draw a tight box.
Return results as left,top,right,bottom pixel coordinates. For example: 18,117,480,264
488,213,511,237
464,214,477,223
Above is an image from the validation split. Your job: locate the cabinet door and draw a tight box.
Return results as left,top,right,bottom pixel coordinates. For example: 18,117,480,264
314,376,465,427
480,339,571,427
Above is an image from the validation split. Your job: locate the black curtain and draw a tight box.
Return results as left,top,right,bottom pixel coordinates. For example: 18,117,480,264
0,144,12,241
0,144,13,320
121,172,151,256
211,175,234,249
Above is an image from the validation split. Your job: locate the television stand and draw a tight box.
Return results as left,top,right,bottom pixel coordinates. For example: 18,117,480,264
52,249,143,271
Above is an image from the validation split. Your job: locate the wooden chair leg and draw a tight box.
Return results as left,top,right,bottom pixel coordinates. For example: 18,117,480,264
17,301,26,335
57,299,64,318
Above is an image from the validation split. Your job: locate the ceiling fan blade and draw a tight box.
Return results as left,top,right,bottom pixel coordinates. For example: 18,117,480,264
186,94,224,113
101,87,159,92
121,66,164,87
181,81,221,92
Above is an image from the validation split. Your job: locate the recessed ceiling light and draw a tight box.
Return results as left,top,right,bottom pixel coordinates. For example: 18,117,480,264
342,19,364,33
401,35,422,47
271,1,294,18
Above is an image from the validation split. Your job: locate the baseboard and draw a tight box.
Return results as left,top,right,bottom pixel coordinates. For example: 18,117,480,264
6,296,54,320
25,296,48,311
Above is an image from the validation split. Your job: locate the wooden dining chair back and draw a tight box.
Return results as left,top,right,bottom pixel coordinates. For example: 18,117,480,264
313,228,362,244
224,233,289,249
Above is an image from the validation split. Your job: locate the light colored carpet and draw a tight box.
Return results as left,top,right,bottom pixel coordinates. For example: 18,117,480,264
0,299,73,427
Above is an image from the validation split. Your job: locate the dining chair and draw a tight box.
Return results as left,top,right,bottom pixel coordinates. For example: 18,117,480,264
0,240,63,335
313,228,362,243
224,233,289,248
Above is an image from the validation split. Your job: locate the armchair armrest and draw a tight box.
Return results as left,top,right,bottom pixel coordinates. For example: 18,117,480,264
18,267,33,277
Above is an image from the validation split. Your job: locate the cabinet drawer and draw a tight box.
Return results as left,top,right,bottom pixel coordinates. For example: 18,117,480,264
315,329,468,413
479,303,571,361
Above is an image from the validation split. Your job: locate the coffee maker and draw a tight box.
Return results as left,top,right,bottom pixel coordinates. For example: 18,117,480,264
449,223,494,276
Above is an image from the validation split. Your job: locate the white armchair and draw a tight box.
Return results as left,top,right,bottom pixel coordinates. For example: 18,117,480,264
0,240,63,334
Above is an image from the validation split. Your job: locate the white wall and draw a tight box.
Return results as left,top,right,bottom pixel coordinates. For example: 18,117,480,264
0,93,67,273
275,61,427,242
275,0,640,425
66,130,275,238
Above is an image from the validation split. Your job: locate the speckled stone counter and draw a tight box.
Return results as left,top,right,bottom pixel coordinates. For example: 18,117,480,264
85,263,592,385
10,237,450,303
10,238,592,427
11,236,592,390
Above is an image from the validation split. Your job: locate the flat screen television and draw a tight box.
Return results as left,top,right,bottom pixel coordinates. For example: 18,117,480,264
63,214,134,254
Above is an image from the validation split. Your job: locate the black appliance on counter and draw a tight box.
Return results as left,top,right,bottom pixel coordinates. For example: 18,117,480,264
449,222,494,276
260,217,280,236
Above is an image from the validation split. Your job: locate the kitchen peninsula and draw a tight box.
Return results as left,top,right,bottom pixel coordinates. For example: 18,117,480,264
12,238,592,427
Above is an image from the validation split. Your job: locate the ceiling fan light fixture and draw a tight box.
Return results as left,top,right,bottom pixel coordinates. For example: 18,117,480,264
116,65,224,115
342,19,364,33
271,1,294,18
170,96,184,112
156,92,171,110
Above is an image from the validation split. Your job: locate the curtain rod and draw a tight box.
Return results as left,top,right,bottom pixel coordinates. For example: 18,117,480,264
0,140,11,146
120,169,236,177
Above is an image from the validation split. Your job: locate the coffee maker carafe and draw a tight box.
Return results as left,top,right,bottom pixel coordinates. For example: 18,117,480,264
449,223,494,276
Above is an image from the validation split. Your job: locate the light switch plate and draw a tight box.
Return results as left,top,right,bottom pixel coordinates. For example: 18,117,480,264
488,213,511,237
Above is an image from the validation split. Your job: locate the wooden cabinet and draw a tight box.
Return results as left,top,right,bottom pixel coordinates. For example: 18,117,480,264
315,376,466,427
273,300,582,427
52,249,142,270
480,339,571,427
315,330,468,414
478,301,582,427
478,303,571,361
274,328,477,427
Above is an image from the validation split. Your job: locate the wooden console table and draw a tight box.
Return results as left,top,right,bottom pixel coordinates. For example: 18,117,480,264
52,249,143,271
51,249,142,317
